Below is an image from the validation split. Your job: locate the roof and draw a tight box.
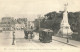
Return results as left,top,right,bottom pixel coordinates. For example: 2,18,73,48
43,29,53,32
39,28,53,32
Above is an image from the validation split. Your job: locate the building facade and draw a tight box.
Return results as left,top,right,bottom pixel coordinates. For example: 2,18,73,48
0,17,15,31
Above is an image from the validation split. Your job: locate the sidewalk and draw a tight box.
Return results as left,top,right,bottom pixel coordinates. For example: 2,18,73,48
52,36,80,47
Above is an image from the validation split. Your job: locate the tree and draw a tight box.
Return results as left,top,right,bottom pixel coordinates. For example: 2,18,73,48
40,11,80,40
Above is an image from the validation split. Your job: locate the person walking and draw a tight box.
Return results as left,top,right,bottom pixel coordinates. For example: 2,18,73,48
31,32,35,41
12,31,15,45
28,32,31,41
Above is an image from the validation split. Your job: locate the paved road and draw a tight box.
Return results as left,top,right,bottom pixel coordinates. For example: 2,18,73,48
0,31,13,46
0,30,78,49
14,31,75,49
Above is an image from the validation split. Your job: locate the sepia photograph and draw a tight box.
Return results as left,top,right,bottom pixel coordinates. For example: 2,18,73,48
0,0,80,52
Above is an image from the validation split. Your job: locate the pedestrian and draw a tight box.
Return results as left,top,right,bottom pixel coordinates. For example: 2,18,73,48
28,33,31,41
12,31,15,45
32,32,35,41
30,31,33,39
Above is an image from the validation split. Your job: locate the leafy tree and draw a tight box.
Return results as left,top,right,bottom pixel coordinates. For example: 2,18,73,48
40,11,80,40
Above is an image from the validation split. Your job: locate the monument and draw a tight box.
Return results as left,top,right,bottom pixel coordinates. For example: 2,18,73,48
58,3,73,37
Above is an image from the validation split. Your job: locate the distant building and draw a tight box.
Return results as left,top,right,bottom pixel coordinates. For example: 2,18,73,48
14,18,27,30
0,17,15,31
15,23,25,30
16,18,27,24
27,21,34,30
0,17,28,31
34,16,44,30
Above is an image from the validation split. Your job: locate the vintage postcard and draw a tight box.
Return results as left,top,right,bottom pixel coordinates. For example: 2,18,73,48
0,0,80,52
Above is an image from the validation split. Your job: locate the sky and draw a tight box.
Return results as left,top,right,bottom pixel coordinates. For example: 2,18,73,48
0,0,80,21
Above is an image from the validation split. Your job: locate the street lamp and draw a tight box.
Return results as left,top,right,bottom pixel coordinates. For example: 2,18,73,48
66,27,69,43
37,15,41,30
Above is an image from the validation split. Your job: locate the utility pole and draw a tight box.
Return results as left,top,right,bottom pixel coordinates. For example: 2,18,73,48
38,15,41,30
27,20,28,30
39,17,40,30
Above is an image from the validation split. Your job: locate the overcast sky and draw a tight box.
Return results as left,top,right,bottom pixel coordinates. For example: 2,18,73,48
0,0,80,21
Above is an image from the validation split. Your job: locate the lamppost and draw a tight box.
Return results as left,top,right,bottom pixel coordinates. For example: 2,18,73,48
39,18,40,30
38,15,41,30
66,27,69,43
